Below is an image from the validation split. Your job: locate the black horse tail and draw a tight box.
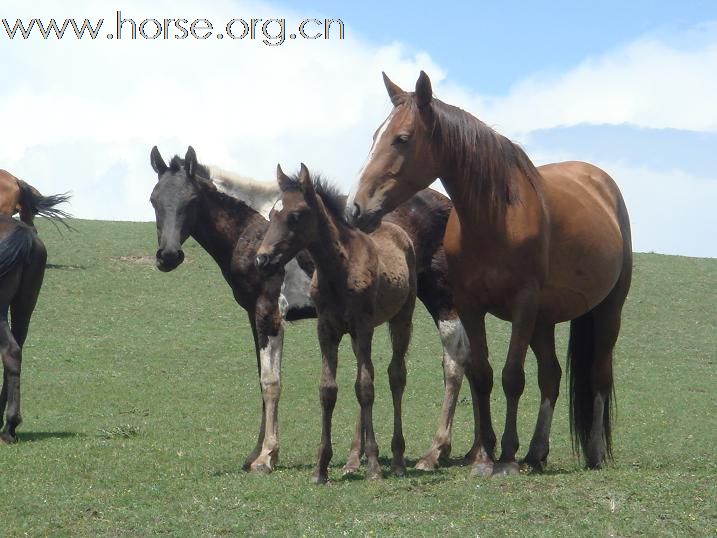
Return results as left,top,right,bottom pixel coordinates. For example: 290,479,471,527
0,225,34,279
566,310,614,463
17,179,73,229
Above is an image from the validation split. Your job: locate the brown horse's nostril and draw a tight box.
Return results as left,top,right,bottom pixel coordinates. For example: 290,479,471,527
255,254,269,269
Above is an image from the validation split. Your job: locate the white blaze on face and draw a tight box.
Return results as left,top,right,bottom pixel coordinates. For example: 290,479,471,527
272,199,284,214
347,108,397,210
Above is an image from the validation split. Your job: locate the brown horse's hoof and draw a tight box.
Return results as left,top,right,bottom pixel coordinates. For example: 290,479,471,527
492,461,521,476
366,470,383,481
391,461,406,477
0,433,17,444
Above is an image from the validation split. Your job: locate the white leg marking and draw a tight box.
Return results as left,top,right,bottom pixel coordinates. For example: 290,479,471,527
438,319,470,370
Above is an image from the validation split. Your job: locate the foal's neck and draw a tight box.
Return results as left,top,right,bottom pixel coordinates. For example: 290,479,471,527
306,197,352,281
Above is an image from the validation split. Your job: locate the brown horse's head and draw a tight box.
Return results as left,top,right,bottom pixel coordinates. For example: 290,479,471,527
347,71,440,231
255,163,318,274
149,146,203,272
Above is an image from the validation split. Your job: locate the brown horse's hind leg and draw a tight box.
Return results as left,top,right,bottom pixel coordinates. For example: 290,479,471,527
0,320,21,443
342,413,364,475
416,313,469,471
585,301,622,469
522,323,562,471
243,317,268,471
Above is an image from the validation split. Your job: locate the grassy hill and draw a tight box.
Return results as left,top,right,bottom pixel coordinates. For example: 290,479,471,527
3,219,716,536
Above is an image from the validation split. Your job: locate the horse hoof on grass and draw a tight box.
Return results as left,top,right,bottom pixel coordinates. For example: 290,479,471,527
415,456,438,472
311,471,329,485
492,462,521,476
470,461,494,477
0,433,17,444
251,463,273,475
342,463,360,476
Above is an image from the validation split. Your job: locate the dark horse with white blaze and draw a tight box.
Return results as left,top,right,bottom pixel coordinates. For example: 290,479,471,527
256,164,416,483
0,216,47,443
348,72,632,474
150,146,473,474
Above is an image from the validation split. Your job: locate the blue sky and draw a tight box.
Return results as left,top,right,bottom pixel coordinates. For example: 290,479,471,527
1,0,716,257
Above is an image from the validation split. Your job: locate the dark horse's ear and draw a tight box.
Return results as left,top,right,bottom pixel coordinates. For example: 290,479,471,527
150,146,167,176
276,164,294,191
298,163,315,197
185,146,198,179
383,72,405,107
415,70,433,109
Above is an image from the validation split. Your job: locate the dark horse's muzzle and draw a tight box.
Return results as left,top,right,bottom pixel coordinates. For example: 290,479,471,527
156,248,185,272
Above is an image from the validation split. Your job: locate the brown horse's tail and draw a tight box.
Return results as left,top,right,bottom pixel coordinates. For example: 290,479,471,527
566,310,614,462
17,179,73,229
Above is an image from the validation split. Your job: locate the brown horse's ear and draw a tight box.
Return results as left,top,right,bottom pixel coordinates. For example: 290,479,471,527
150,146,167,176
185,146,198,179
298,163,314,196
415,71,433,109
383,72,406,106
276,164,294,191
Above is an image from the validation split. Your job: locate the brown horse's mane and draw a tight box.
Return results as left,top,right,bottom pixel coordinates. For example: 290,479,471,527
409,95,541,217
168,155,257,217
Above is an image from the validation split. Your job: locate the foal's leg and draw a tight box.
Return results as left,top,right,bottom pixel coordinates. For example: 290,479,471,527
387,303,413,477
494,292,539,476
352,327,381,480
342,412,364,475
523,323,561,471
312,321,341,484
416,312,470,471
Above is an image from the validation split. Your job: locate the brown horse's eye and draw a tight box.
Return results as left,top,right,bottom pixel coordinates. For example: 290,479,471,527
287,212,301,227
392,134,409,146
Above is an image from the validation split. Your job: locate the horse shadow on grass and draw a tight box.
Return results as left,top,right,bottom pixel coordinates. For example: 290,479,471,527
46,263,87,271
17,431,84,443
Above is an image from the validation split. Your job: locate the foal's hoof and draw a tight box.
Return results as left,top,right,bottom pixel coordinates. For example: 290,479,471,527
470,461,494,477
250,463,273,475
415,454,439,472
311,471,329,485
342,462,361,476
366,470,383,481
492,462,521,476
520,456,547,473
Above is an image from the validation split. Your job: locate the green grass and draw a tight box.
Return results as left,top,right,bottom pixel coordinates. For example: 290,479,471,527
2,219,715,537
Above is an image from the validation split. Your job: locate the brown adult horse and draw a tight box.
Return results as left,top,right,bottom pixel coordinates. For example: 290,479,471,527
256,164,416,483
0,216,47,443
0,170,71,230
348,71,632,474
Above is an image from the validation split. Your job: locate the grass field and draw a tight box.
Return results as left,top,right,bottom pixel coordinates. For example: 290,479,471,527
2,219,716,537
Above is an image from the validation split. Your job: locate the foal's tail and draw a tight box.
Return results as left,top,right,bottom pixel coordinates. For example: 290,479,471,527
17,179,73,229
566,311,614,462
0,224,34,279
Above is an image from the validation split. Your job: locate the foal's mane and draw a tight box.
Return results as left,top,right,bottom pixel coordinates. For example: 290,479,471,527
286,172,351,227
408,94,541,217
168,156,257,216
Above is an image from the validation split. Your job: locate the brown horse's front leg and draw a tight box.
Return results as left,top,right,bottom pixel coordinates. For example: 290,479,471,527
312,320,341,484
352,327,381,480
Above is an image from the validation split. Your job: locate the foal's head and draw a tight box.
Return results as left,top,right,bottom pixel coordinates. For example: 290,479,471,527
255,163,321,274
149,146,203,272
